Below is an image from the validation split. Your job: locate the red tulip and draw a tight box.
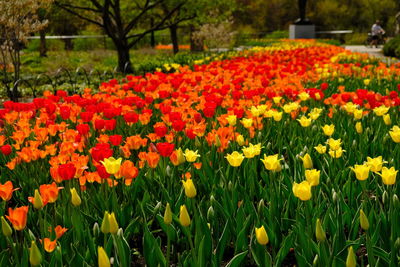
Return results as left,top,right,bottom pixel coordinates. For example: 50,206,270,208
156,142,175,157
57,163,76,180
1,145,12,156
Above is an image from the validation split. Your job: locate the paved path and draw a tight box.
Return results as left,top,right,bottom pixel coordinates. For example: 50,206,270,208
344,45,398,64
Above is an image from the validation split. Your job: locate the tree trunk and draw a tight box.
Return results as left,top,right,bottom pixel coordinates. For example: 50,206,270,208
116,43,133,73
39,30,47,57
170,25,179,54
63,39,74,51
190,25,204,52
150,18,156,48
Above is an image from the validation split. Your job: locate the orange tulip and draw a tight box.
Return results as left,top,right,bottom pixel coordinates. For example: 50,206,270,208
117,160,139,180
42,238,57,253
146,152,160,168
40,183,63,204
54,225,68,239
6,206,29,231
0,181,18,201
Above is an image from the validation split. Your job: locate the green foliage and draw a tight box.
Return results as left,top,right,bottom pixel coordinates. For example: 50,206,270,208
344,33,368,45
264,30,288,39
383,36,400,58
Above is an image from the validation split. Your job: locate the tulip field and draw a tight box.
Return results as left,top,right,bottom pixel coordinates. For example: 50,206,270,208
1,40,400,266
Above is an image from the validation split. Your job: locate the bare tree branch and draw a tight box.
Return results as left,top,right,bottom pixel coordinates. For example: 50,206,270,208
55,2,104,27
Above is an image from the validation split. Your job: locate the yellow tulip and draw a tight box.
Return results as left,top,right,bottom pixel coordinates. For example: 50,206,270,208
70,188,81,207
315,218,326,242
101,211,110,234
297,116,312,127
322,124,335,136
328,147,345,158
164,203,172,225
378,166,398,185
363,79,370,86
298,92,310,101
101,157,122,175
355,122,363,134
346,246,356,267
383,114,391,125
182,179,197,198
353,109,363,120
98,246,111,267
226,115,237,126
242,143,262,158
273,96,282,104
327,138,342,151
108,212,119,234
179,205,191,227
350,164,370,181
300,153,313,169
250,106,261,117
305,169,320,186
273,111,283,121
183,149,200,162
314,144,326,154
389,126,400,143
366,156,386,172
225,151,245,167
241,118,253,128
236,134,245,146
260,154,282,172
360,209,369,230
292,181,312,201
255,225,269,245
373,105,390,116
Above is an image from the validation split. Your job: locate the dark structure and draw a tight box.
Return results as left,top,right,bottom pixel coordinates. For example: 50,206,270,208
294,0,311,25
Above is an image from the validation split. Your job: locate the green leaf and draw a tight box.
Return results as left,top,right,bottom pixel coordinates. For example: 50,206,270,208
225,250,248,267
143,224,166,267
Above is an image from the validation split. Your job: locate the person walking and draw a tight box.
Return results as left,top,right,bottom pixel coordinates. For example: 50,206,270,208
371,20,385,48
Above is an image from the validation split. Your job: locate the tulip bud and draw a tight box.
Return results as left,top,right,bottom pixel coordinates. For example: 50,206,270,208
33,190,44,209
1,216,12,237
101,211,110,234
395,237,400,251
108,212,119,234
29,241,42,266
154,201,162,213
383,114,391,125
332,191,338,203
93,222,100,237
383,190,389,205
98,246,111,267
255,225,269,245
117,228,124,237
179,205,191,227
215,135,221,148
359,209,369,231
257,199,265,214
210,195,216,205
182,179,197,198
355,122,363,134
393,194,400,209
228,181,233,191
70,188,81,207
207,206,214,221
236,135,245,146
315,219,326,242
164,203,172,225
313,254,319,266
346,246,356,267
195,137,201,148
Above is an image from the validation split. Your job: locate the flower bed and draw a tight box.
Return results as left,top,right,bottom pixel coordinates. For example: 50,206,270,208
0,40,400,266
